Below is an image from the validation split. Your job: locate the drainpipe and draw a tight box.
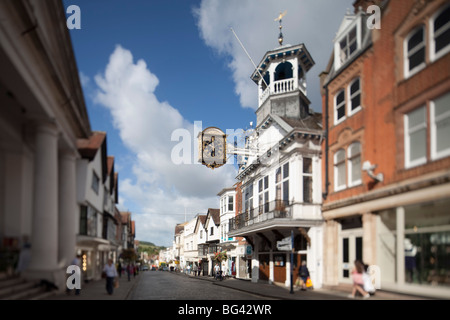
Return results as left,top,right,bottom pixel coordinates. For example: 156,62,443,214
322,85,330,200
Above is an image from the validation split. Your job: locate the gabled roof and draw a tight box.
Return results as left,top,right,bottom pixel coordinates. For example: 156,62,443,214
77,131,108,183
175,222,187,235
194,214,207,233
207,208,220,226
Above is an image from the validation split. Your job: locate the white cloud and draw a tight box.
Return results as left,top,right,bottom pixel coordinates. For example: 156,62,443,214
193,0,351,111
94,45,236,246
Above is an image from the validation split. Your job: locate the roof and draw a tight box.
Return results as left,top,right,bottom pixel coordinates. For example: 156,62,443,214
207,208,220,226
77,131,106,160
120,211,131,224
251,43,315,84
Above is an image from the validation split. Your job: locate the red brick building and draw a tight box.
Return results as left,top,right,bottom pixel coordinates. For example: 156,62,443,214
320,0,450,298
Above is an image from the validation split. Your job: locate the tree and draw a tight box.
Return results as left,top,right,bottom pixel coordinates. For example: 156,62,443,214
121,248,137,262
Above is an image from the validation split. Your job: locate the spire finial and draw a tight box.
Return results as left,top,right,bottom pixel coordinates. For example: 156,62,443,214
274,11,287,46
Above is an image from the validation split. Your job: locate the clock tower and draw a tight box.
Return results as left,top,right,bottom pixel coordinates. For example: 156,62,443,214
251,41,315,127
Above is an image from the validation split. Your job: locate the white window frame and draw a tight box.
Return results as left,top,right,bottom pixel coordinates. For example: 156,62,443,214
258,175,269,214
348,77,362,116
431,92,450,160
404,106,427,168
228,194,234,212
404,25,426,79
275,162,289,203
348,142,362,187
334,149,347,191
335,89,346,124
429,4,450,62
334,16,362,70
302,157,313,203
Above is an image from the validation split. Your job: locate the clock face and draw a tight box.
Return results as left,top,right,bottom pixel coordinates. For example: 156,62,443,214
199,127,227,169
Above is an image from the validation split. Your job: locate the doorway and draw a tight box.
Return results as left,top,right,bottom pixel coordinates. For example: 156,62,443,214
339,229,363,283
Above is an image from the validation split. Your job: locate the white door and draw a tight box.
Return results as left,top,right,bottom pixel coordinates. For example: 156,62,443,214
339,229,363,283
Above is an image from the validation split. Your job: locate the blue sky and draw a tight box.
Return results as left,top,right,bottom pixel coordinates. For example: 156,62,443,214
64,0,350,246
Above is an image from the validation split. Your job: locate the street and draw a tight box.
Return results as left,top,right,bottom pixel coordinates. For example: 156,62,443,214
129,271,273,300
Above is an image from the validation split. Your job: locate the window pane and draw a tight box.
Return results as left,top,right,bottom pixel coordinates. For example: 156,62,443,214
349,27,357,42
337,105,346,119
351,95,361,111
349,143,361,157
349,40,357,55
409,129,427,162
283,180,289,201
350,79,360,94
259,179,263,193
303,158,312,173
264,176,269,189
408,107,426,129
336,150,345,163
303,176,312,203
409,48,425,70
275,168,281,183
337,162,346,187
434,7,450,32
408,28,424,51
336,91,345,105
434,92,450,117
436,117,450,153
435,28,450,53
283,162,289,178
351,155,362,183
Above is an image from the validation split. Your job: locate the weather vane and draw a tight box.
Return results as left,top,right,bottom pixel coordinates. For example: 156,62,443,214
274,10,287,46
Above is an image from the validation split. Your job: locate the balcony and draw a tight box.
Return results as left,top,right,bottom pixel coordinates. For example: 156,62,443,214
229,200,292,232
259,78,307,106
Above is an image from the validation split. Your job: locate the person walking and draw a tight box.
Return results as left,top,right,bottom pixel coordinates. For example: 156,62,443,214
214,263,220,280
103,259,118,295
193,264,198,277
348,260,370,299
298,260,310,291
117,262,122,278
126,263,132,281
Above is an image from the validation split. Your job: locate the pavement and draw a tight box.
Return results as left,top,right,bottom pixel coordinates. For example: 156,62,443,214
45,270,430,301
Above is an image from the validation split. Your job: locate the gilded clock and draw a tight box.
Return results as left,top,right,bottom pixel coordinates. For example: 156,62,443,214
199,127,227,169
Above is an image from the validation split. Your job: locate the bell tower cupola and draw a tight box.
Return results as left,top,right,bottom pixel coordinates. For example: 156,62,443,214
251,13,315,126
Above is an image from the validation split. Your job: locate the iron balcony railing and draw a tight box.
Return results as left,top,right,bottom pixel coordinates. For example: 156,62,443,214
229,200,292,231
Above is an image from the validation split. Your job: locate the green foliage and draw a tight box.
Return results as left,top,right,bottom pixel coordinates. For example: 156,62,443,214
137,241,166,256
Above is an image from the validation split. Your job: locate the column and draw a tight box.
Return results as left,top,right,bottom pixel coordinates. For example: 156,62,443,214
28,121,59,272
58,150,77,267
362,212,376,265
396,206,405,286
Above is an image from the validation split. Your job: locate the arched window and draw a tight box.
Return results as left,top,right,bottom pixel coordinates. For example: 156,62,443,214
348,142,362,186
334,149,346,191
274,61,293,81
430,4,450,61
404,25,426,77
335,90,346,123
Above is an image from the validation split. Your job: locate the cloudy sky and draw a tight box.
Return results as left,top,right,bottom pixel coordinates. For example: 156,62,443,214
65,0,351,247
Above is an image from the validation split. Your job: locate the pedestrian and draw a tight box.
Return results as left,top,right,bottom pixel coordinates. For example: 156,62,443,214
103,259,118,295
187,264,191,275
214,263,220,280
348,260,370,299
193,264,198,276
297,261,310,291
126,263,132,281
117,262,122,278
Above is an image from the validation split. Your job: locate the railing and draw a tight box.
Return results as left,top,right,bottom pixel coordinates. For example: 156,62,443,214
273,78,296,94
229,200,292,232
259,78,299,106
